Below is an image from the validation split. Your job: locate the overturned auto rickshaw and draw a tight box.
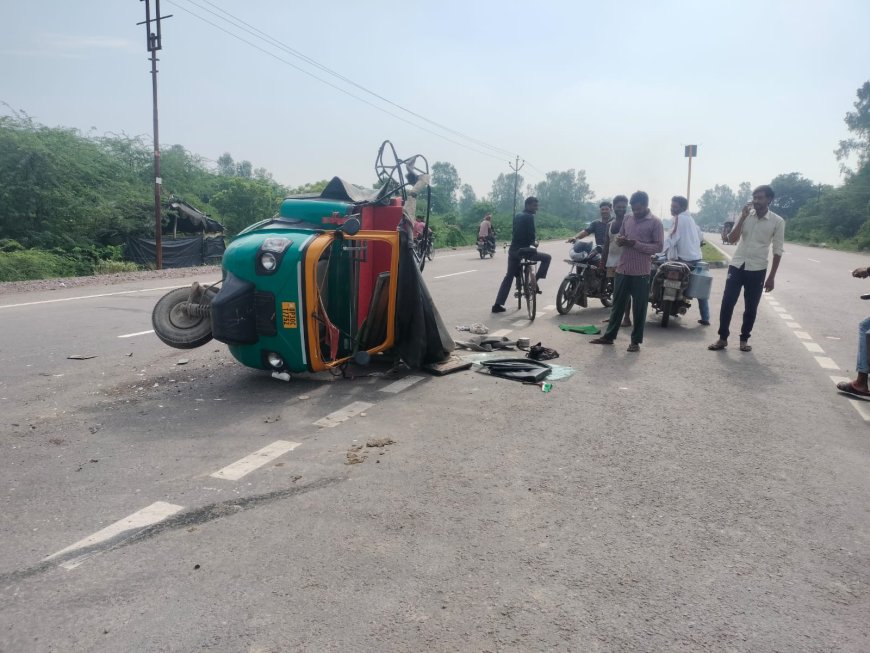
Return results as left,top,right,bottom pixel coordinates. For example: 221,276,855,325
152,142,454,375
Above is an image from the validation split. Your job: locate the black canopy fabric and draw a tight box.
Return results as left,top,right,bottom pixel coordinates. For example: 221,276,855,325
393,228,454,368
125,236,225,268
288,177,383,204
166,200,224,234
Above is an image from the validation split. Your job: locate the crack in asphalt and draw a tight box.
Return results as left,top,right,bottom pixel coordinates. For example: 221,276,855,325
0,476,346,587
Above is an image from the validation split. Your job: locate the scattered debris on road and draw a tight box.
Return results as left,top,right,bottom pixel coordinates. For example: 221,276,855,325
67,354,97,360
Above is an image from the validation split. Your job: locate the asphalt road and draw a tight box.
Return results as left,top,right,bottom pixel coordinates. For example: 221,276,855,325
1,240,869,652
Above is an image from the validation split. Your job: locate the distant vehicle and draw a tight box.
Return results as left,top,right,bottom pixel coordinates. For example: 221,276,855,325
721,221,734,243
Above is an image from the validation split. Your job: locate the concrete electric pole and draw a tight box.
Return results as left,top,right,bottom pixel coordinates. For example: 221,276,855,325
138,0,172,269
684,144,698,206
509,156,525,217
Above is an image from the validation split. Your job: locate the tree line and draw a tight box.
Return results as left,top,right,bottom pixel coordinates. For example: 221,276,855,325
694,81,870,250
0,111,599,280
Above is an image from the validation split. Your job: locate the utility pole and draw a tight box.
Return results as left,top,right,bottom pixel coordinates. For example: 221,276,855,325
684,145,698,206
509,156,525,217
138,0,172,269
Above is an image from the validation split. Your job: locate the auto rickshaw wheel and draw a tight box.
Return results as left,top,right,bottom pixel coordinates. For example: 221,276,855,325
152,286,216,349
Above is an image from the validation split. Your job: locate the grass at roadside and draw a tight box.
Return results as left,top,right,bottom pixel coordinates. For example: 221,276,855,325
702,241,726,263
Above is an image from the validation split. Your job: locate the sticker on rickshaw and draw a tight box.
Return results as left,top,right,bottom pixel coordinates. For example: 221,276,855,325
281,302,298,329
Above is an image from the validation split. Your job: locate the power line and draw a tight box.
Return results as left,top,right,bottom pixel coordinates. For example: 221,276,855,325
193,0,517,159
165,0,512,162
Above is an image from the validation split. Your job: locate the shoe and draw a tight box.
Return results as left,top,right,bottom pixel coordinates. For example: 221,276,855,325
491,304,506,313
698,319,710,326
535,284,543,295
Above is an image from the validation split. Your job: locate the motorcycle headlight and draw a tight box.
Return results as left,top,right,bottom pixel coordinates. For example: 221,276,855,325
260,252,278,271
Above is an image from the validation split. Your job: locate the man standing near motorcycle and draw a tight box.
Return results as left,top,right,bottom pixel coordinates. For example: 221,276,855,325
662,196,711,325
491,197,552,313
708,185,784,352
835,266,870,398
602,195,632,327
590,191,663,351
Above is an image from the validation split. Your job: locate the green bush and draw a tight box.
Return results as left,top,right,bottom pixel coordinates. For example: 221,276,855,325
93,260,141,275
0,250,79,281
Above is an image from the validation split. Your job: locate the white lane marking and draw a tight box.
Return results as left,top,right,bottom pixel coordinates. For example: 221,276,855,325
0,285,194,310
491,329,513,337
543,304,556,311
537,312,549,318
808,258,820,263
794,331,812,340
314,401,373,428
785,322,802,329
117,329,155,339
779,314,795,320
825,336,841,340
46,501,184,570
210,441,301,481
512,319,528,327
771,306,786,313
830,376,870,422
803,342,825,353
433,270,477,280
815,356,839,370
380,375,425,394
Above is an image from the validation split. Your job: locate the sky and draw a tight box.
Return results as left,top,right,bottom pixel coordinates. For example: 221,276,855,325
2,0,869,216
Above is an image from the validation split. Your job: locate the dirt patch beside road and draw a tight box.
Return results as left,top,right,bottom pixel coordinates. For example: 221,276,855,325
0,265,222,296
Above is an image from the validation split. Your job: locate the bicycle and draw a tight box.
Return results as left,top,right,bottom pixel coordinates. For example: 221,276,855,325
514,247,539,321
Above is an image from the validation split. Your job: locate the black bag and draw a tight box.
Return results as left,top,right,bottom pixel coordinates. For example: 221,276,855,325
527,342,559,361
479,358,552,383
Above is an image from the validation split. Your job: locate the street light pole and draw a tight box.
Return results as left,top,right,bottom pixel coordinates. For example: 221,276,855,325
684,144,698,206
509,156,525,217
138,0,172,269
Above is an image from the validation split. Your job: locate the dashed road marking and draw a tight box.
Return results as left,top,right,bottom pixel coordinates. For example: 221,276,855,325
46,501,184,570
433,270,477,279
210,441,301,481
771,306,786,313
808,258,820,263
0,285,192,310
314,401,373,428
830,376,870,422
803,342,825,353
118,329,155,339
512,319,528,327
794,331,812,340
815,356,839,370
543,304,556,311
779,314,795,320
491,329,513,337
785,322,802,329
380,375,425,394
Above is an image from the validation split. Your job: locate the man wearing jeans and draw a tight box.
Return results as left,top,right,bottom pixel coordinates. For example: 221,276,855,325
662,195,711,325
491,197,552,313
836,266,870,398
590,191,663,352
708,185,784,352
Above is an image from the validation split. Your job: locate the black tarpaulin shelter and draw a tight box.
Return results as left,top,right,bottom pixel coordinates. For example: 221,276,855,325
165,199,224,235
125,235,225,268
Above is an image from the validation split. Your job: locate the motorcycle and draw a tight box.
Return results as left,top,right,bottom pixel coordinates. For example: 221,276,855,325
649,255,693,327
477,235,496,259
555,244,613,314
151,141,455,376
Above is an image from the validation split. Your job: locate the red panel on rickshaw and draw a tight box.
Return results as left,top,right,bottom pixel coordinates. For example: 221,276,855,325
357,203,403,327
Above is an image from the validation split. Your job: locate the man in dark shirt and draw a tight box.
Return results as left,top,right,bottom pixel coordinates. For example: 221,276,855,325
568,201,613,248
491,197,552,313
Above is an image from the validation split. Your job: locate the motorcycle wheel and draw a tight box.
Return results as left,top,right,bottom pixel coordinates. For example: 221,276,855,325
152,286,216,349
600,294,613,308
479,248,485,259
660,300,672,327
556,277,577,315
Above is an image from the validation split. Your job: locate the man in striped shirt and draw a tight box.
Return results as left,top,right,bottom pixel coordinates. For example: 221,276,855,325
591,191,664,352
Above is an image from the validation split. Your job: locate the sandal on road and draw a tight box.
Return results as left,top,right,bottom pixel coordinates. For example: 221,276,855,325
739,341,752,352
836,381,870,398
708,340,727,351
590,337,614,345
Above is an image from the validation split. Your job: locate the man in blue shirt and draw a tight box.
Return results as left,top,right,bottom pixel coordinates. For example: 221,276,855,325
491,197,552,313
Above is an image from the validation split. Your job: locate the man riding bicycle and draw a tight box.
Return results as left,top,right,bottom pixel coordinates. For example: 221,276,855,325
491,197,552,313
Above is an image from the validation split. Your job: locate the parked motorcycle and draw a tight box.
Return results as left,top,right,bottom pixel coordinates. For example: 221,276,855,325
477,235,496,259
649,255,693,327
555,244,613,314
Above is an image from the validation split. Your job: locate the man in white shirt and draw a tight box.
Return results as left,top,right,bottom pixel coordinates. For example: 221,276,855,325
709,185,785,352
478,213,495,249
662,196,710,325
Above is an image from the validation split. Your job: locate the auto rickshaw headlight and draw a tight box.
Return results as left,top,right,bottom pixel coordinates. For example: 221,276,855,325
266,352,284,369
260,252,278,271
256,237,292,275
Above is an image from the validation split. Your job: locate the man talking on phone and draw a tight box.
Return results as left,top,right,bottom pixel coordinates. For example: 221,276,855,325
708,185,784,352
